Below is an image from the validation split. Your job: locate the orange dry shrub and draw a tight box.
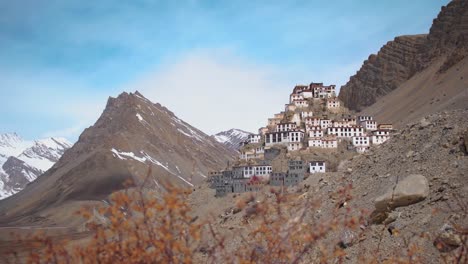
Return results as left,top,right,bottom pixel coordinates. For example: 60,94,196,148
13,182,201,264
8,177,466,264
74,183,200,264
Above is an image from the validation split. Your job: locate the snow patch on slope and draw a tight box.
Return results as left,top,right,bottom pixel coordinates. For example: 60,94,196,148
111,149,147,163
214,135,229,143
172,116,206,142
111,148,194,187
136,113,144,122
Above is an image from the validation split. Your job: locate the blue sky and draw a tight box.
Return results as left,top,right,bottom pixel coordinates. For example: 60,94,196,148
0,0,449,141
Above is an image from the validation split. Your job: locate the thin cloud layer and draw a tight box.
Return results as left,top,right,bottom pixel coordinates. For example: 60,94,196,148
134,50,291,134
0,1,449,140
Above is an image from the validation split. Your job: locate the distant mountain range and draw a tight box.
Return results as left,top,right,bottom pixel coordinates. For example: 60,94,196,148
0,133,72,199
213,129,252,152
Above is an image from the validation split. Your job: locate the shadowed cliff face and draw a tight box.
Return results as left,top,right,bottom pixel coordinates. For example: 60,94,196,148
339,35,426,111
339,0,468,111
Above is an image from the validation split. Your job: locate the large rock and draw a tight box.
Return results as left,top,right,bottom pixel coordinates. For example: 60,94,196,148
374,174,429,212
462,130,468,155
434,224,462,252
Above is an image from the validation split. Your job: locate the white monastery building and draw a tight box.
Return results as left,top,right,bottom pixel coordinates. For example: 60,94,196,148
327,99,340,109
362,120,377,131
352,136,370,147
293,99,309,108
332,121,352,128
358,116,373,123
305,117,321,127
308,129,323,138
310,161,326,173
276,122,296,132
265,130,305,151
320,119,332,129
322,138,338,148
290,93,303,103
308,138,322,148
342,117,357,126
234,165,272,178
301,111,314,119
308,137,338,149
327,126,365,138
372,130,391,145
247,134,261,144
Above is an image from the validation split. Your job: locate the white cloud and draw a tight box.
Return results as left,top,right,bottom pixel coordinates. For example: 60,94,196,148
131,50,293,135
39,98,106,142
42,121,88,141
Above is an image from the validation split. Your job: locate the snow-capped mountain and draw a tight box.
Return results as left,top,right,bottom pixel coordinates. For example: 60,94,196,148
0,133,72,200
0,91,236,226
213,129,252,152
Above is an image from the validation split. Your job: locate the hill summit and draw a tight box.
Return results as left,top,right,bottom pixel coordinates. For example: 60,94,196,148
0,91,235,226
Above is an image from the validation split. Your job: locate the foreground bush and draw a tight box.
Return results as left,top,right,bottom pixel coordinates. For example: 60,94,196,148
5,177,467,264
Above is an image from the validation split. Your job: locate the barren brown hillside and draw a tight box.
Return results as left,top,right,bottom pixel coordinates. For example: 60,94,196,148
362,56,468,127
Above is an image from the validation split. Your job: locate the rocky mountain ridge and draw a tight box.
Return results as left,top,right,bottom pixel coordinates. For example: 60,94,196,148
339,0,468,112
338,35,427,111
213,129,252,152
0,133,71,199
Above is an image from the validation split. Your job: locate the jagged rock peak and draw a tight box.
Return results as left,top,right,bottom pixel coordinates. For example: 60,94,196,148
427,0,468,53
0,90,236,225
339,35,427,111
339,0,468,111
213,129,252,152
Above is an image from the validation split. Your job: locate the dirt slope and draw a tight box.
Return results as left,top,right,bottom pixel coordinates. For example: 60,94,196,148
361,56,468,127
188,109,467,263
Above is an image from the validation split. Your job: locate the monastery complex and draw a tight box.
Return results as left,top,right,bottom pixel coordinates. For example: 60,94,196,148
210,82,394,196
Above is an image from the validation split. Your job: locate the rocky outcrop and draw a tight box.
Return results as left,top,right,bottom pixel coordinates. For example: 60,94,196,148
2,157,42,191
426,0,468,58
374,174,429,212
339,0,468,111
339,35,426,111
213,129,252,152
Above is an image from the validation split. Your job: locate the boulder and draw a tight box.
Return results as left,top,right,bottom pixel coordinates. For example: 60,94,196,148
434,224,462,252
462,130,468,155
383,211,401,225
338,230,357,249
405,150,414,158
374,174,429,212
419,118,431,129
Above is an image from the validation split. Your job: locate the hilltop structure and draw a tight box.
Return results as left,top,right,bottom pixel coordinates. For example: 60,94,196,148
210,82,394,196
